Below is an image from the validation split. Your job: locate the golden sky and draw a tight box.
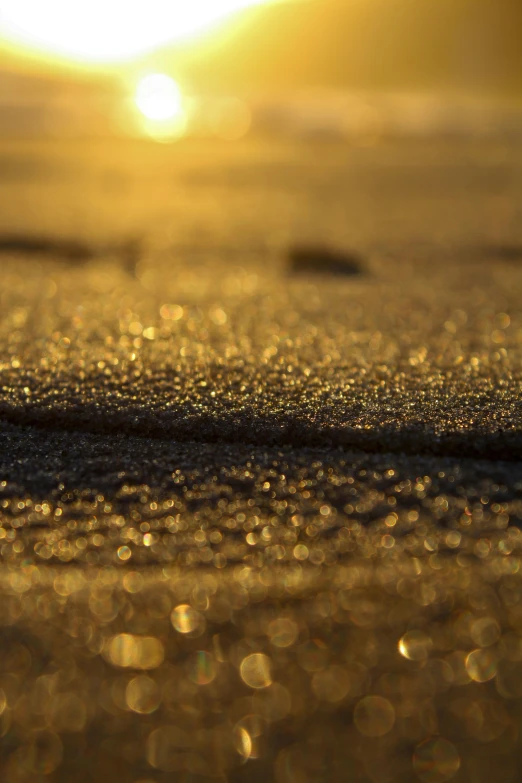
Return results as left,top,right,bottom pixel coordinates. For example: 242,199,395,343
1,0,521,96
0,0,294,64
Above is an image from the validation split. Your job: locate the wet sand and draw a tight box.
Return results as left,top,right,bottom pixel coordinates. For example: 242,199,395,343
0,136,521,781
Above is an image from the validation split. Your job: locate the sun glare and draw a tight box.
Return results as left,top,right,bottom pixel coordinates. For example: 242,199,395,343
0,0,274,63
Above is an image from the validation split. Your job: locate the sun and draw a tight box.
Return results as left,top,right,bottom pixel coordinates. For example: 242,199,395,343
133,73,188,140
0,0,274,64
135,74,183,121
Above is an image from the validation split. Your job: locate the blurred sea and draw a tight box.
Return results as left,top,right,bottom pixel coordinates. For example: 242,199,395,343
1,68,522,141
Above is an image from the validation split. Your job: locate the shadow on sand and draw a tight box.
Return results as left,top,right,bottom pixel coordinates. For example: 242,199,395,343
0,395,520,463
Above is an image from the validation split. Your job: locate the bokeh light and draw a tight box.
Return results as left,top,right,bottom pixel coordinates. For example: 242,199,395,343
240,653,272,689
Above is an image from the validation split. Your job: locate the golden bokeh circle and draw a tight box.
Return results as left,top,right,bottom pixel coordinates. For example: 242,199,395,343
465,648,498,682
126,675,161,714
188,650,217,686
170,603,205,636
240,653,273,689
398,630,433,661
268,617,299,648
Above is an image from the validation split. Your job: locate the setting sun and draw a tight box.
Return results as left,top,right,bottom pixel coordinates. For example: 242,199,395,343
135,74,183,121
0,0,276,63
133,73,188,140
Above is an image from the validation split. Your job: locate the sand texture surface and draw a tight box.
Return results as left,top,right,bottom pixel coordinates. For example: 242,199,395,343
0,137,521,781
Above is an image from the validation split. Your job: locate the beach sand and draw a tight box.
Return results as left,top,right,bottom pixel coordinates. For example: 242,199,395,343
0,135,521,781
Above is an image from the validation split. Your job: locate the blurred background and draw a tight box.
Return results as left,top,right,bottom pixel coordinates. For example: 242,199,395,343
1,0,522,142
0,0,521,255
